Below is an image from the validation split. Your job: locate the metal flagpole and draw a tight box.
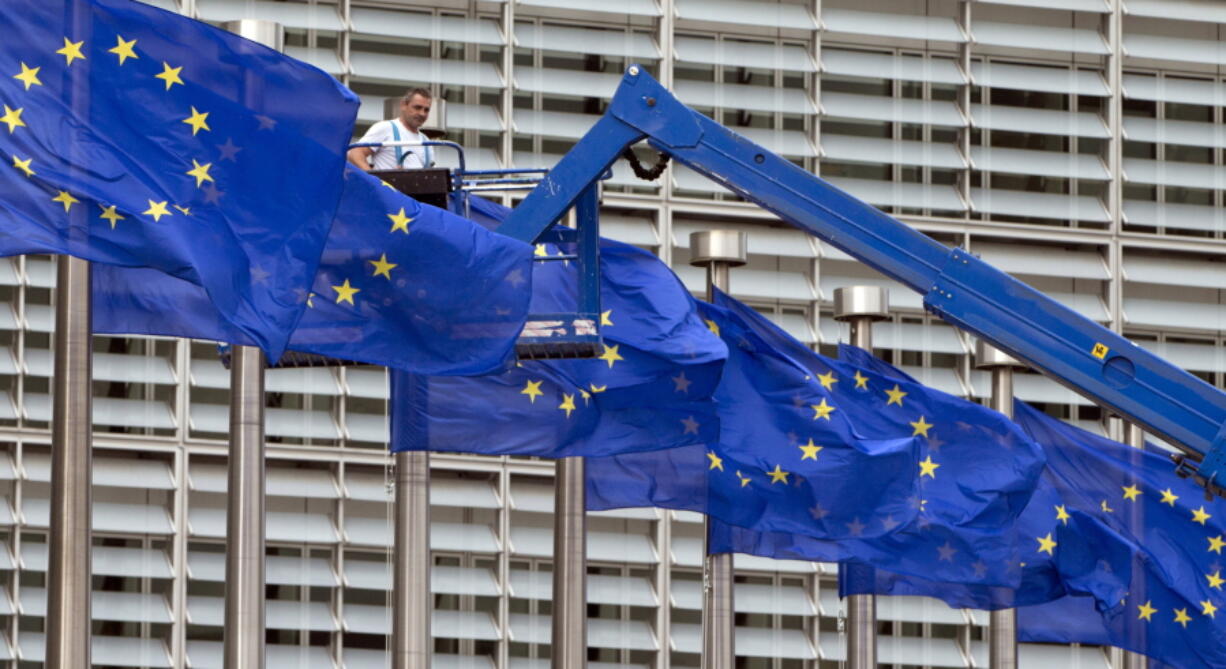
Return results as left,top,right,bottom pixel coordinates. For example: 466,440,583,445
690,230,747,669
219,19,283,669
47,255,92,668
551,186,603,669
394,448,431,669
975,340,1025,669
833,285,889,669
1122,421,1149,669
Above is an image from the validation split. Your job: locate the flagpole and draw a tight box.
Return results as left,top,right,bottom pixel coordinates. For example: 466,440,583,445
833,285,889,669
975,340,1025,669
551,186,602,668
1122,421,1148,669
393,449,431,669
219,19,283,669
46,255,92,668
690,230,747,669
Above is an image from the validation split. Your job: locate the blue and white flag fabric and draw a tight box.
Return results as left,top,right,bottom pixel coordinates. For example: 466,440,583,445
0,0,360,358
389,222,726,457
93,167,533,375
590,291,1046,580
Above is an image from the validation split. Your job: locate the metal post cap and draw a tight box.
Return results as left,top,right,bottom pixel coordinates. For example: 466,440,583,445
974,339,1026,369
833,286,889,321
690,230,748,267
220,19,284,50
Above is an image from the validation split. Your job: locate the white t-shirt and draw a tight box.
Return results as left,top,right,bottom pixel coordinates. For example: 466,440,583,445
356,119,431,170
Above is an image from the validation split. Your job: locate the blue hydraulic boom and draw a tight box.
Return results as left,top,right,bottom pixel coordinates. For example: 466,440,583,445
496,65,1226,495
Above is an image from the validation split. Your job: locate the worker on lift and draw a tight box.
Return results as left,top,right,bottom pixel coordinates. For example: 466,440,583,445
348,87,435,171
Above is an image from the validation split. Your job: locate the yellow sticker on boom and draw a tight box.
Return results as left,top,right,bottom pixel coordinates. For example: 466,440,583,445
1091,343,1109,359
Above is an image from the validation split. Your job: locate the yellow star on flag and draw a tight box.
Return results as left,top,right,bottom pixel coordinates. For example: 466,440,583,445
910,416,933,438
1210,535,1226,554
817,370,837,390
98,204,124,229
1036,533,1057,555
11,155,33,177
704,319,719,336
885,384,907,406
1208,571,1225,590
56,37,86,66
707,451,724,471
185,159,214,187
1202,599,1218,618
1122,484,1142,501
598,343,623,368
798,438,823,460
108,35,139,65
810,398,835,421
558,393,576,418
601,310,613,327
1193,506,1213,525
918,455,940,478
735,470,751,487
369,253,397,279
767,465,789,484
387,208,412,234
173,205,191,216
1137,600,1157,622
181,107,210,135
1101,499,1114,513
12,63,41,91
0,106,25,133
1160,488,1179,506
589,384,607,394
143,200,171,221
154,62,184,90
331,278,360,305
1174,608,1192,627
853,370,869,389
520,380,543,403
51,191,79,212
533,243,548,257
1055,505,1070,525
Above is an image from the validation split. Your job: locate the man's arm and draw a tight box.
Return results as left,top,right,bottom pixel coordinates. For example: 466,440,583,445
347,146,374,171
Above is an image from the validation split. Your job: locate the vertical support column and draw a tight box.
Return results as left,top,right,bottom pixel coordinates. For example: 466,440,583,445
219,19,282,669
833,286,889,669
690,230,748,669
551,186,602,669
1122,421,1149,669
47,255,92,668
394,450,431,669
552,457,587,668
975,341,1026,669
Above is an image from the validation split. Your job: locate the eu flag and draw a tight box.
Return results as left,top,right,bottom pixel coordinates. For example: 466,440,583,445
1013,405,1226,669
845,399,1226,669
0,0,360,358
389,226,726,457
463,196,728,408
93,166,534,376
589,291,1046,583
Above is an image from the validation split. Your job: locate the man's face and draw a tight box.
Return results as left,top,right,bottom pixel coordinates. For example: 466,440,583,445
400,94,431,132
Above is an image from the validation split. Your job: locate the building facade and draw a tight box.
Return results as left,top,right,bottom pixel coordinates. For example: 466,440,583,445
1,0,1223,665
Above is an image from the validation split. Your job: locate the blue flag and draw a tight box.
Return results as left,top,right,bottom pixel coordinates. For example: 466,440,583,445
389,228,726,457
589,291,1045,580
845,398,1226,669
1015,405,1226,669
464,196,728,407
93,166,534,375
0,0,359,358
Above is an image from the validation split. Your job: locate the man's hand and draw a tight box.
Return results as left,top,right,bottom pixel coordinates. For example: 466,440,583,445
347,146,374,171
